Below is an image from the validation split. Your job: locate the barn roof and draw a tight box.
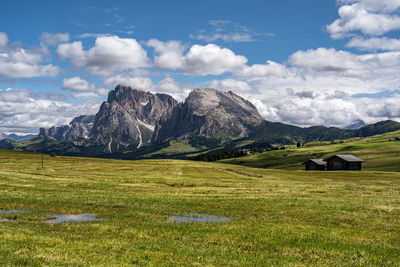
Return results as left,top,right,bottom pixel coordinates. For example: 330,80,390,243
303,159,327,165
325,154,365,162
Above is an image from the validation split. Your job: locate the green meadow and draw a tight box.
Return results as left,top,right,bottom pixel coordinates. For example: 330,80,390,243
0,147,399,266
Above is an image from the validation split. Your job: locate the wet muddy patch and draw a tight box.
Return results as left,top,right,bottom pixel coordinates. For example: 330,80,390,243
0,209,31,214
170,213,231,223
45,214,103,224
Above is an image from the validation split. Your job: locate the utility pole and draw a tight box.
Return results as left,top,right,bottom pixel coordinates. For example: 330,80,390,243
41,154,44,168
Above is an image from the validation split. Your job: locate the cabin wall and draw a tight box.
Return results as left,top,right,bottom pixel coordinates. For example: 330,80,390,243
305,162,315,170
348,162,361,171
305,162,326,171
327,158,347,171
327,158,362,171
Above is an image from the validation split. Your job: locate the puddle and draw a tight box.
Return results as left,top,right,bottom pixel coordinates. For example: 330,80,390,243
45,214,103,224
170,213,231,223
0,209,31,214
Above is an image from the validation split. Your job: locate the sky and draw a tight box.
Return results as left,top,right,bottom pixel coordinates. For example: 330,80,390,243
1,0,400,134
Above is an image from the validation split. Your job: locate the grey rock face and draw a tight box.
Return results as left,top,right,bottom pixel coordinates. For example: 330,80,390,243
88,85,178,152
39,115,95,142
0,132,6,140
153,88,265,143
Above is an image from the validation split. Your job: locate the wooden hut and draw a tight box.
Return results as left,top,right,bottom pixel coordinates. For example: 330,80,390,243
303,159,327,171
324,154,365,171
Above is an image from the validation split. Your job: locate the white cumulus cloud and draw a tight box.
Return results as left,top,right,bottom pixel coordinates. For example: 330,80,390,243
0,49,59,78
0,88,100,134
147,39,185,70
347,36,400,51
338,0,400,13
184,44,248,75
40,32,70,46
148,40,248,76
62,76,108,96
328,1,400,38
0,32,8,48
104,73,191,102
57,36,149,75
238,60,287,78
210,78,254,93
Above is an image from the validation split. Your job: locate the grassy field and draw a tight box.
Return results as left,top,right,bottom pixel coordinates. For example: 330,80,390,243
0,149,400,266
219,130,400,172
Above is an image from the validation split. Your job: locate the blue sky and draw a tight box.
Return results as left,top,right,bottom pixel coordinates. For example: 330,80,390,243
2,0,340,63
1,0,400,134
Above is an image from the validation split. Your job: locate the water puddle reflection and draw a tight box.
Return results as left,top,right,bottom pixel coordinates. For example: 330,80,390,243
46,214,103,224
0,209,30,214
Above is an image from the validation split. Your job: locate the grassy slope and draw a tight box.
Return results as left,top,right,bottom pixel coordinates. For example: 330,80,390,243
138,138,259,159
0,149,399,265
219,130,400,172
142,139,200,157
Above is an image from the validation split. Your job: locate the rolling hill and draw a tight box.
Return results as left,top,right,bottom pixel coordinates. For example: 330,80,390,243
219,129,400,172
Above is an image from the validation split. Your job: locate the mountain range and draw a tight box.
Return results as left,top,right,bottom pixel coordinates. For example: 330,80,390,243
0,133,37,142
39,115,95,142
2,85,400,158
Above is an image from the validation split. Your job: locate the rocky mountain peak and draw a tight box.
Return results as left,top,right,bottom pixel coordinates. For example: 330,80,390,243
39,115,95,142
152,88,265,143
186,88,263,120
70,115,95,125
88,85,178,152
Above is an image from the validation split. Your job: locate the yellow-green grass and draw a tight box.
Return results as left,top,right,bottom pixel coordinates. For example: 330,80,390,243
219,130,400,172
0,149,400,265
143,139,200,157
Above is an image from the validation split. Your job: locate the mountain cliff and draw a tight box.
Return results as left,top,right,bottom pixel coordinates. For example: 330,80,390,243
153,88,265,143
88,85,178,152
39,115,95,142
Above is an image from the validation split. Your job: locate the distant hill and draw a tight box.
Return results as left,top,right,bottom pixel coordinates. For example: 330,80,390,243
0,139,17,149
253,120,400,144
354,120,400,137
0,133,37,142
218,129,400,172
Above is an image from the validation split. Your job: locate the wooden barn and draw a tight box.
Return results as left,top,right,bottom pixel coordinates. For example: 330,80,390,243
325,154,365,171
303,159,327,171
